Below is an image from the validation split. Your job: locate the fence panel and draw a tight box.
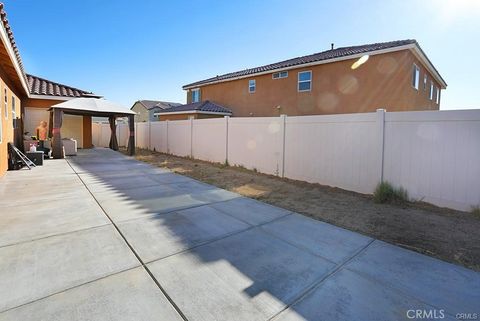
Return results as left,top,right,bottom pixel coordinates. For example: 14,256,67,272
383,110,480,211
167,120,191,157
192,118,227,163
150,122,168,153
228,117,283,175
136,122,149,149
284,113,379,194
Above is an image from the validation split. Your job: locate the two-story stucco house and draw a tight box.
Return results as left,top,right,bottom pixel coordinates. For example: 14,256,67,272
130,100,182,122
182,40,447,117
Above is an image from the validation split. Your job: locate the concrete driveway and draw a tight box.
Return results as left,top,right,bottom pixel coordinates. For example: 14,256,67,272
0,148,478,321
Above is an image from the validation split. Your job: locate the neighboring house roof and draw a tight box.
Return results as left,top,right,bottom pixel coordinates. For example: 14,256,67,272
134,100,182,110
27,74,98,98
154,100,232,116
183,39,447,89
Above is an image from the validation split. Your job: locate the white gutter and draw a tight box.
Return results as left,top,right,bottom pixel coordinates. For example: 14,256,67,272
28,94,77,101
154,110,232,116
183,44,447,90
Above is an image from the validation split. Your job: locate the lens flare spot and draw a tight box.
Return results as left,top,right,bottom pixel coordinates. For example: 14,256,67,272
376,56,398,74
338,75,359,95
317,92,339,112
351,55,369,70
247,139,257,150
268,121,280,133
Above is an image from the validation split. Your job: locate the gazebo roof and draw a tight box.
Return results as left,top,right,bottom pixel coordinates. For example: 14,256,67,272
50,97,136,117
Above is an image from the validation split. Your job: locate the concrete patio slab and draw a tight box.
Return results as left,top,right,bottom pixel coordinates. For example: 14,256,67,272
274,268,453,321
117,204,250,262
261,214,373,264
0,267,183,321
211,197,293,226
0,196,109,247
1,148,479,321
344,240,480,317
0,225,139,312
148,228,336,321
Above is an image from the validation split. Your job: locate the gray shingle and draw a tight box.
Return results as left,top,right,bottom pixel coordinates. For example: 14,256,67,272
155,101,232,114
183,39,417,89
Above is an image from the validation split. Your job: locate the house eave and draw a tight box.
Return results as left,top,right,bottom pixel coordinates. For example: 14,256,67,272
183,43,447,90
153,110,232,116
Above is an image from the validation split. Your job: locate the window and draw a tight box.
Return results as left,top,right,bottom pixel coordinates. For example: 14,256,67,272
191,88,200,103
272,71,288,79
412,64,420,90
4,88,7,119
423,75,427,91
298,71,312,92
429,82,434,100
435,87,440,104
248,79,256,93
12,96,16,127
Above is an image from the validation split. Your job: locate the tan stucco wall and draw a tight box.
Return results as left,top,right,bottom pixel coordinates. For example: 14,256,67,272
186,50,442,117
158,113,224,121
0,78,22,177
131,102,149,122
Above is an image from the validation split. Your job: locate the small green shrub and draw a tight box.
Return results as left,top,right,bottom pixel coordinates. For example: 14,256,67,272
373,181,409,204
224,159,230,167
472,206,480,218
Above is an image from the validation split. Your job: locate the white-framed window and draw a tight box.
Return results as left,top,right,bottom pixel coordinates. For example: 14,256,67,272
272,71,288,79
4,88,7,119
191,88,200,103
423,75,427,91
412,64,420,90
298,71,312,92
435,87,440,104
429,81,434,100
248,79,256,93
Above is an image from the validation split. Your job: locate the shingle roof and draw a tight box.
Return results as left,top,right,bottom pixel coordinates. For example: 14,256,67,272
27,74,97,98
0,3,25,75
183,39,418,89
155,100,232,115
136,100,182,110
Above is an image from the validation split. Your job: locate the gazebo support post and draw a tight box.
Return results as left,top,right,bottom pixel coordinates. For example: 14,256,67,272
108,115,119,151
52,108,64,159
127,114,135,156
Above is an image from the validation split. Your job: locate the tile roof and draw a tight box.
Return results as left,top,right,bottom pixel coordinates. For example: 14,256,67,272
183,39,418,89
136,100,182,110
0,3,25,75
27,74,97,98
155,100,232,115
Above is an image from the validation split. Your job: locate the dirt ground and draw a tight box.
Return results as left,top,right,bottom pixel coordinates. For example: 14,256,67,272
121,148,480,271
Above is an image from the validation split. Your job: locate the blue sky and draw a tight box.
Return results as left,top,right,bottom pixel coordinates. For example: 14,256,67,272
5,0,480,109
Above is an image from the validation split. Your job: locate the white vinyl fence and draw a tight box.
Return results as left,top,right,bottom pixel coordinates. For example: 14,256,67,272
92,109,480,212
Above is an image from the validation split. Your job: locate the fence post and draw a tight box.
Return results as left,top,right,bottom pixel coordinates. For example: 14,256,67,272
190,117,194,158
224,116,229,164
280,114,287,177
376,109,386,183
148,121,152,150
166,120,169,154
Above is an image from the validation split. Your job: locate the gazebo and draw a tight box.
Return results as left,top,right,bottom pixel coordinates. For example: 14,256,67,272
49,98,136,158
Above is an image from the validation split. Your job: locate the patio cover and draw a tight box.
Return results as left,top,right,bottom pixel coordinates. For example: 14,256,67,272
49,98,136,158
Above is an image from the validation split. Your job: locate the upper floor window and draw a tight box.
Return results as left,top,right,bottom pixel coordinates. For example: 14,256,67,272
423,75,427,91
412,64,420,90
191,88,200,103
4,88,7,119
429,82,434,100
298,71,312,92
436,87,440,104
272,71,288,79
249,79,256,93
